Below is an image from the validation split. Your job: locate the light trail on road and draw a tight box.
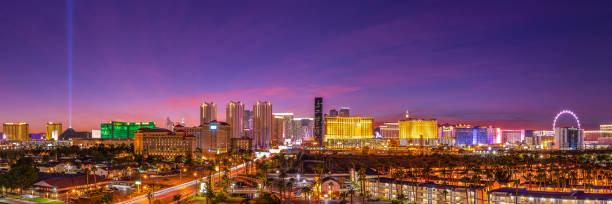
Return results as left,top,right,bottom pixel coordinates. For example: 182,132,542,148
116,159,258,204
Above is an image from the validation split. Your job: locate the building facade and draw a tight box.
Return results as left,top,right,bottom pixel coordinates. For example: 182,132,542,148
366,177,476,204
226,101,244,138
324,116,374,141
379,122,399,140
456,126,495,145
200,102,217,125
501,129,524,144
398,119,438,146
324,116,375,148
134,128,195,159
293,118,313,145
272,116,284,146
490,187,612,204
201,121,231,153
314,97,323,145
438,124,457,146
72,138,133,148
3,122,29,141
46,122,62,141
554,127,583,150
272,113,294,145
253,101,272,149
244,110,253,130
101,121,155,139
230,137,252,153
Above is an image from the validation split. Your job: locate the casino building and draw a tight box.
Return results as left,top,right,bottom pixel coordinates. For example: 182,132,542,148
2,122,29,141
324,116,384,149
398,118,438,146
134,128,195,159
101,121,155,138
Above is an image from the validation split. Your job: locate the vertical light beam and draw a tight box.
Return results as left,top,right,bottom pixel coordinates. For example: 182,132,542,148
66,0,74,128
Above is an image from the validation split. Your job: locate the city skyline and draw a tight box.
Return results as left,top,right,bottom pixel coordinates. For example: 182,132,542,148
2,1,612,132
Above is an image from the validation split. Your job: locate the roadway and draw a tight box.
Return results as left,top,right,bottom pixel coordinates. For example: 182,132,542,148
116,158,260,204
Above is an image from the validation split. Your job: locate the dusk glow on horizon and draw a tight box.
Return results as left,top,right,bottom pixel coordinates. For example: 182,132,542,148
1,2,612,203
2,1,612,132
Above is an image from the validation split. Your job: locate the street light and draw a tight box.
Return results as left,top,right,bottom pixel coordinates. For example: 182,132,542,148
135,180,142,193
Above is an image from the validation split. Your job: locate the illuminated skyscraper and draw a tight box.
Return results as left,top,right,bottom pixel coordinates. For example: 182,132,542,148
253,101,272,149
293,118,314,143
202,121,232,153
324,117,374,141
339,107,350,117
324,116,381,149
398,119,438,146
554,127,583,150
272,116,285,146
2,123,29,141
46,122,62,140
226,101,244,138
438,124,456,146
455,126,495,145
314,97,323,145
273,113,294,144
200,102,217,125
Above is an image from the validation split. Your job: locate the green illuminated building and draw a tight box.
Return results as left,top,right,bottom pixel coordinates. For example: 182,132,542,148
101,121,155,138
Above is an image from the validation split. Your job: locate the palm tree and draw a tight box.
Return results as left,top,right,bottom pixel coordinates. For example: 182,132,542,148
92,165,98,184
278,168,287,202
347,186,355,204
392,170,404,200
357,168,367,204
84,168,90,187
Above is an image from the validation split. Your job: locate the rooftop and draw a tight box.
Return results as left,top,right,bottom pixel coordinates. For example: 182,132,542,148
490,188,612,200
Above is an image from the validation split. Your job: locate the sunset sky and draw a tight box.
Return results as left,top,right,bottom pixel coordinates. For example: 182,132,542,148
1,0,612,132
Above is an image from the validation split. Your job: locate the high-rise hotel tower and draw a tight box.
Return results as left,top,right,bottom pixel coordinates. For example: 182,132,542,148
254,101,272,149
200,102,217,125
46,122,63,140
226,101,244,138
3,123,29,141
314,97,323,145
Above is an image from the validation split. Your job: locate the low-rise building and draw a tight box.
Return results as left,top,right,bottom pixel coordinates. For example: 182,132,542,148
32,173,108,199
366,177,480,204
71,138,133,148
490,187,612,204
326,138,388,149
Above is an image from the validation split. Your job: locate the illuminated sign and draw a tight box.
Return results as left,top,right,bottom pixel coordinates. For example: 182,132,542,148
210,124,217,130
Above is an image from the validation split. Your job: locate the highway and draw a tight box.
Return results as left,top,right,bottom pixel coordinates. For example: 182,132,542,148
116,158,260,204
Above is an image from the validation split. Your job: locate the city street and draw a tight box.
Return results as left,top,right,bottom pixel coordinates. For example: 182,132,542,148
116,158,259,204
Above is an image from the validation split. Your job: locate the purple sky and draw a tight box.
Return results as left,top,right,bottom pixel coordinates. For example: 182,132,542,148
1,0,612,132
